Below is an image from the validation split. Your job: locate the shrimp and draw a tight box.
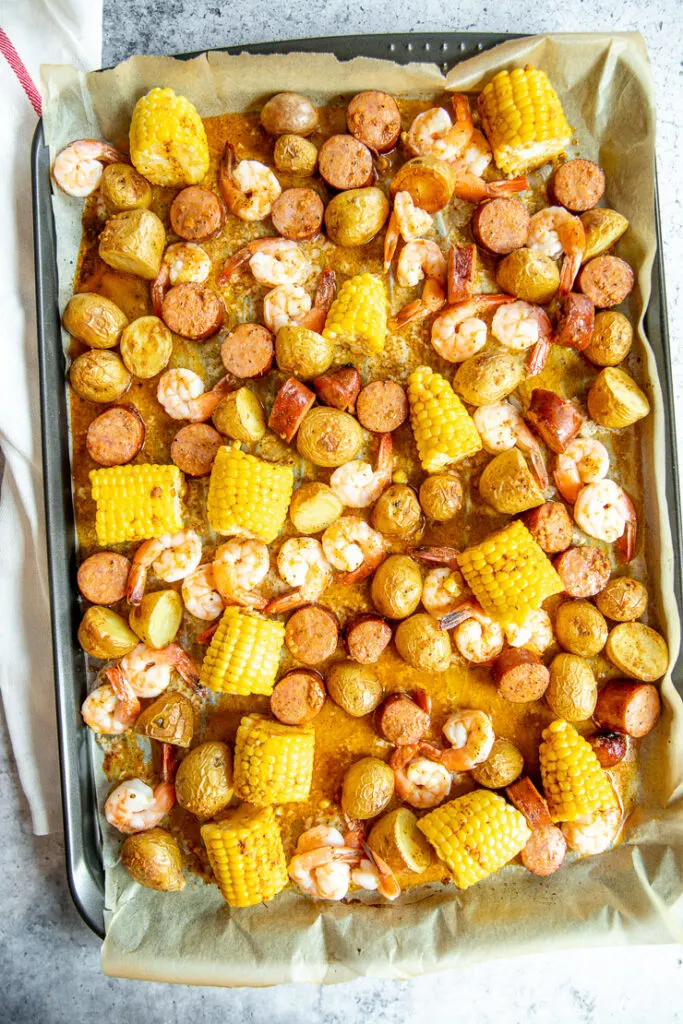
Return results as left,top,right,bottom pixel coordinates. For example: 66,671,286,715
473,400,548,489
554,439,610,504
322,515,386,585
157,369,233,423
573,479,636,561
330,434,393,509
265,538,332,613
527,206,586,296
452,608,505,664
383,191,433,269
505,609,554,655
351,847,401,901
430,294,514,363
491,299,553,354
218,237,309,287
390,745,452,809
421,567,471,618
296,825,346,853
152,243,211,316
104,778,175,835
262,268,335,334
411,545,460,570
218,142,281,222
288,842,361,900
51,139,124,197
440,709,495,770
117,643,200,698
390,277,447,330
561,805,622,857
396,241,447,289
81,682,139,735
405,96,474,160
126,530,203,604
181,564,225,621
212,538,269,610
461,129,493,177
450,160,529,204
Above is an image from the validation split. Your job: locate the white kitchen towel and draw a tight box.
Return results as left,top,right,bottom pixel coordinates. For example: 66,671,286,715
0,0,102,834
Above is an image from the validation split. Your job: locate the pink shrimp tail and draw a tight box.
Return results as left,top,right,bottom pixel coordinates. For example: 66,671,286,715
410,545,460,569
105,665,141,721
152,262,170,317
528,448,549,490
617,493,637,562
264,590,306,614
448,243,476,304
391,278,446,329
197,621,220,645
526,336,552,376
437,599,483,631
383,210,400,271
167,644,202,693
559,252,582,297
301,268,336,333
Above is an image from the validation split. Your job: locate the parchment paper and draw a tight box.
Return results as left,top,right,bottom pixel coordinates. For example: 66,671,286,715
40,33,683,986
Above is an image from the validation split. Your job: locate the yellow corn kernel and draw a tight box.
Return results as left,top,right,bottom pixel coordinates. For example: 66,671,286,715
207,443,293,543
233,713,315,806
129,87,209,186
539,719,618,823
407,365,482,472
418,790,531,889
322,273,387,355
201,805,288,908
89,464,185,545
200,607,284,696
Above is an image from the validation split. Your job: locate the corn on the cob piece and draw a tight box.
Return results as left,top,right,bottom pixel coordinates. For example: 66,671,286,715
201,805,288,908
478,66,573,176
539,719,618,823
233,713,315,806
407,365,482,472
89,464,185,545
322,273,387,355
458,519,563,625
207,443,293,543
200,607,284,695
418,790,531,889
129,87,210,187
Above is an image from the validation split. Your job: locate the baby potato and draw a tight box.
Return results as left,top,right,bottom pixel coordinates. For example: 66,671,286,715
371,555,423,619
121,828,185,892
479,448,545,515
326,661,383,717
395,613,451,672
580,208,629,262
69,350,132,403
471,738,524,789
129,589,183,649
371,485,422,539
587,367,650,429
584,311,633,367
100,163,153,212
605,622,669,682
296,407,364,467
273,134,318,175
289,482,343,534
275,325,335,379
454,350,523,407
546,653,598,721
595,577,648,622
497,247,560,304
175,741,233,819
99,208,166,280
341,756,394,820
389,156,456,213
212,387,266,442
120,315,173,378
78,605,138,659
134,691,194,747
261,92,319,136
554,600,608,657
62,292,128,349
324,187,390,247
419,473,463,521
368,807,432,874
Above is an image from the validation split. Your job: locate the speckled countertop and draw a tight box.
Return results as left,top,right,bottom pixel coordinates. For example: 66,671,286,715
2,3,682,1021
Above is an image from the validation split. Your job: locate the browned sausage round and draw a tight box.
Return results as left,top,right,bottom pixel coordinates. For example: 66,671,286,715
268,377,315,442
588,731,628,767
356,380,408,433
521,824,567,877
471,197,530,255
170,186,225,241
346,91,401,153
579,256,635,309
220,323,274,378
448,244,476,303
161,283,225,340
77,551,131,605
506,777,553,828
285,604,339,665
377,694,429,745
318,135,374,191
550,159,605,213
594,680,661,738
270,669,326,724
313,366,361,412
346,613,392,663
526,389,583,454
86,406,145,467
492,648,550,703
170,423,223,476
271,188,324,241
522,501,573,554
554,546,611,598
554,293,595,352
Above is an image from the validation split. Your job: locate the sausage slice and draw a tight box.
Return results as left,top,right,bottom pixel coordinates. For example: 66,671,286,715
471,197,530,255
270,669,326,724
594,680,661,738
170,423,223,476
492,648,550,703
588,731,628,767
506,777,553,828
271,188,324,241
520,823,567,877
554,293,595,352
346,613,392,663
550,159,605,213
268,378,315,442
377,694,429,745
313,366,361,412
170,186,225,241
448,244,476,303
77,551,131,605
522,501,573,554
161,283,225,340
86,406,145,466
526,389,583,454
318,135,374,191
285,604,339,665
220,323,275,378
579,256,635,309
554,546,611,598
346,91,401,153
356,380,408,433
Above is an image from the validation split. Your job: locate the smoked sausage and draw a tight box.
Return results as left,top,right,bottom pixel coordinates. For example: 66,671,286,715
525,389,583,454
578,255,635,309
448,244,476,303
356,380,408,433
377,693,430,746
554,546,611,598
554,293,595,352
588,731,628,767
170,423,223,476
550,159,605,213
170,186,224,241
346,613,392,664
270,669,326,724
220,323,274,378
268,377,315,442
492,648,550,703
313,366,361,412
522,501,573,554
471,197,530,255
318,135,374,191
594,680,661,738
161,283,225,340
271,188,324,241
86,405,145,466
346,91,401,153
506,776,567,876
77,551,131,605
285,604,339,665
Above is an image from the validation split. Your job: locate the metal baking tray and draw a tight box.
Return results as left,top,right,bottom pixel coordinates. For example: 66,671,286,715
32,32,680,939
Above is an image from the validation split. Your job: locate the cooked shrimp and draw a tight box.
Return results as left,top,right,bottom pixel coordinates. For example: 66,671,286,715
396,241,447,289
117,643,200,698
104,778,175,835
263,284,310,333
126,530,202,604
505,609,554,655
299,268,336,334
430,294,514,363
330,433,393,508
421,567,471,618
322,516,386,585
218,142,281,221
157,369,232,423
562,805,622,857
51,139,123,197
491,300,553,353
473,400,548,489
212,538,269,610
383,191,433,269
152,243,211,316
265,537,332,613
181,564,225,621
573,479,636,560
411,545,460,570
527,206,586,296
351,847,401,901
461,129,493,176
218,237,309,287
296,825,346,853
440,709,495,770
81,682,139,735
404,103,473,161
453,608,505,664
450,160,528,204
390,745,452,809
554,439,610,504
288,842,360,900
390,277,447,329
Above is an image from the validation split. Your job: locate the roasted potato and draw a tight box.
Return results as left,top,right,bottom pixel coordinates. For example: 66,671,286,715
273,134,318,175
554,600,608,657
497,248,560,304
62,292,128,349
326,661,383,717
368,808,432,874
175,741,234,819
289,481,343,534
341,756,394,820
121,828,185,892
478,448,544,515
134,691,194,747
261,92,319,136
389,156,456,213
129,589,183,649
120,315,173,378
584,311,633,367
419,473,463,521
546,653,598,721
324,187,390,247
595,577,648,622
275,325,335,379
78,605,138,659
580,208,629,262
395,613,451,673
98,208,166,280
371,555,423,619
69,349,132,403
587,367,650,428
471,738,524,789
454,350,523,407
212,387,266,442
605,622,669,682
100,162,153,212
296,407,364,467
371,485,422,539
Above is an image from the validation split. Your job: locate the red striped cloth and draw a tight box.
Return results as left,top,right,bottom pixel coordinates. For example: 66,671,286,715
0,27,42,116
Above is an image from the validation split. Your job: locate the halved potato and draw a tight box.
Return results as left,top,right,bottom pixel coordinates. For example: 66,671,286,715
129,590,183,649
368,807,432,874
78,606,138,659
605,622,669,681
120,316,173,378
289,482,343,534
212,387,266,442
99,209,166,280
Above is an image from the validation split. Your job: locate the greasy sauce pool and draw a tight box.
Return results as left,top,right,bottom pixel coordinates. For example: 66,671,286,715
71,99,645,894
